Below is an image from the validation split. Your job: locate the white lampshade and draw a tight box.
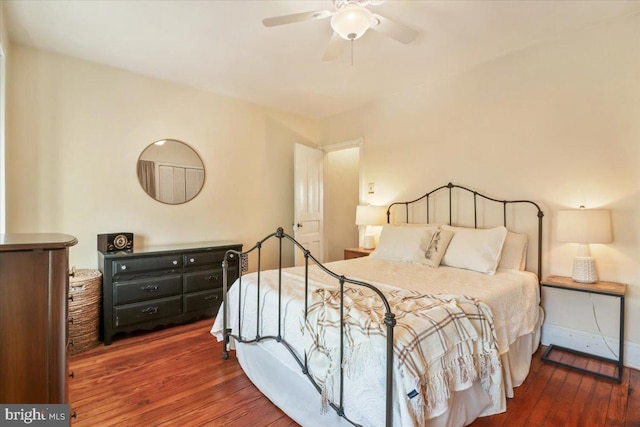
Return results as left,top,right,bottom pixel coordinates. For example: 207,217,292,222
355,205,386,249
355,205,386,226
331,3,374,40
557,209,612,244
557,208,612,283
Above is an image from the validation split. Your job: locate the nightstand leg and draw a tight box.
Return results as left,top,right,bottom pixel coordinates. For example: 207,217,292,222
618,295,624,382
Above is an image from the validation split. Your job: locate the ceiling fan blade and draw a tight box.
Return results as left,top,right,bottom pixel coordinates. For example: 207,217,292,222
322,32,345,61
371,14,418,44
262,10,332,27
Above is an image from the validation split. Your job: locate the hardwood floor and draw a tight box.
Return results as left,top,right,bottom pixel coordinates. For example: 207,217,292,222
70,319,640,426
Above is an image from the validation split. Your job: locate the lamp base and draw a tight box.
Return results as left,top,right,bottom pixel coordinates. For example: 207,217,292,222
572,256,597,284
362,234,375,250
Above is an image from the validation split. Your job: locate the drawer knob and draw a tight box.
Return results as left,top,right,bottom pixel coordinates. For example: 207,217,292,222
206,275,219,282
121,265,127,271
190,258,195,263
172,260,178,265
205,295,219,301
141,307,159,315
141,285,159,292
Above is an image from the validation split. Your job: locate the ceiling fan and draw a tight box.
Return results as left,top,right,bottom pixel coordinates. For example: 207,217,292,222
262,0,418,61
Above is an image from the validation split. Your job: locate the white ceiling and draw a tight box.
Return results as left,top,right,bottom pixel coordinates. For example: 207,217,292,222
5,0,640,119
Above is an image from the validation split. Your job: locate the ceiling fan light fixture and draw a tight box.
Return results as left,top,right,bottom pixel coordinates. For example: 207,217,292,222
330,3,374,40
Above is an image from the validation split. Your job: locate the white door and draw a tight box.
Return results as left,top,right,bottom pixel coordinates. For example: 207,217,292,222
294,143,324,266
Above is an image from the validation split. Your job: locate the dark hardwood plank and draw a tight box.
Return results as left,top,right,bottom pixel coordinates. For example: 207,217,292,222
481,352,557,426
626,368,640,427
523,352,571,426
565,356,601,427
69,319,293,427
69,319,640,427
541,352,589,426
607,366,631,427
583,358,614,426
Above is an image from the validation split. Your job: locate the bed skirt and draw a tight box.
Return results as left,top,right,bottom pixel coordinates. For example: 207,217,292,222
232,306,543,427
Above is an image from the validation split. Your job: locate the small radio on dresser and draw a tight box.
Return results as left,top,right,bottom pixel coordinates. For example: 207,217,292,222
98,232,134,253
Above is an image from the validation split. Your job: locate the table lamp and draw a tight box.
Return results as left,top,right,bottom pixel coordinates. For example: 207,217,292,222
355,205,386,249
556,207,612,283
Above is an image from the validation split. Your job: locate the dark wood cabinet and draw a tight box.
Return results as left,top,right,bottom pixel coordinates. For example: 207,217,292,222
99,241,242,345
0,233,77,404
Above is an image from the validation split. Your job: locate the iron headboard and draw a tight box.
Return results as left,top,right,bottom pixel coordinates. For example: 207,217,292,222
386,182,544,280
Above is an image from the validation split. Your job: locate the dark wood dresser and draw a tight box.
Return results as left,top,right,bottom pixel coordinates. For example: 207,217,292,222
98,241,242,345
0,233,78,404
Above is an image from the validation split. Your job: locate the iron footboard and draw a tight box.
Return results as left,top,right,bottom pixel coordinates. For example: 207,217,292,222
221,227,396,427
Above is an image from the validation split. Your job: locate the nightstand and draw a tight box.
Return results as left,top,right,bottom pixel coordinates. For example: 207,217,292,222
344,247,374,260
541,275,626,382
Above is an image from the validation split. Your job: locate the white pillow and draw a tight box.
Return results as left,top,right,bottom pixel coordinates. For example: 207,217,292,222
441,225,508,275
370,224,437,264
424,228,455,268
498,231,528,271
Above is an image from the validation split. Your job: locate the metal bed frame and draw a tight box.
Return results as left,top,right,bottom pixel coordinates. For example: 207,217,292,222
221,182,544,427
387,182,544,280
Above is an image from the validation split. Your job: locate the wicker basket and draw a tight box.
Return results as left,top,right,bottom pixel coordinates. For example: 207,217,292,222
68,269,102,354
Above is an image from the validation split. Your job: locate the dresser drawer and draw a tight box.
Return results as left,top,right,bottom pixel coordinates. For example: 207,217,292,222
185,289,223,312
183,250,226,268
114,296,182,328
114,275,182,305
184,269,223,293
112,255,183,275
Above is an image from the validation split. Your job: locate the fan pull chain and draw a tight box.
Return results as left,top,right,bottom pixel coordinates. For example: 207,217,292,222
351,39,354,66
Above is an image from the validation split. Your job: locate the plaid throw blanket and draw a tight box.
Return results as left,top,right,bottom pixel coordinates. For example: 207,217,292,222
304,286,502,425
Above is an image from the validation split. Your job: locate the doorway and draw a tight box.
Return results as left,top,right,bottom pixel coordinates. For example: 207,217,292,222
324,139,362,262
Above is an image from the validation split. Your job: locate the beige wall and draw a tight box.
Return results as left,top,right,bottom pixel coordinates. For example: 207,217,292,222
325,147,360,262
0,2,8,54
320,13,640,349
6,45,319,270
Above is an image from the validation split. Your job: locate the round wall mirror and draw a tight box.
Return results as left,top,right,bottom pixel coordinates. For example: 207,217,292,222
137,139,205,205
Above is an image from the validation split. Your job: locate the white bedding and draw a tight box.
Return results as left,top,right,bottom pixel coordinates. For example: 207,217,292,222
318,258,541,354
211,257,541,426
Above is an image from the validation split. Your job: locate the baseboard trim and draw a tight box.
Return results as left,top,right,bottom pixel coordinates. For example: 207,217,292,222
541,323,640,370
